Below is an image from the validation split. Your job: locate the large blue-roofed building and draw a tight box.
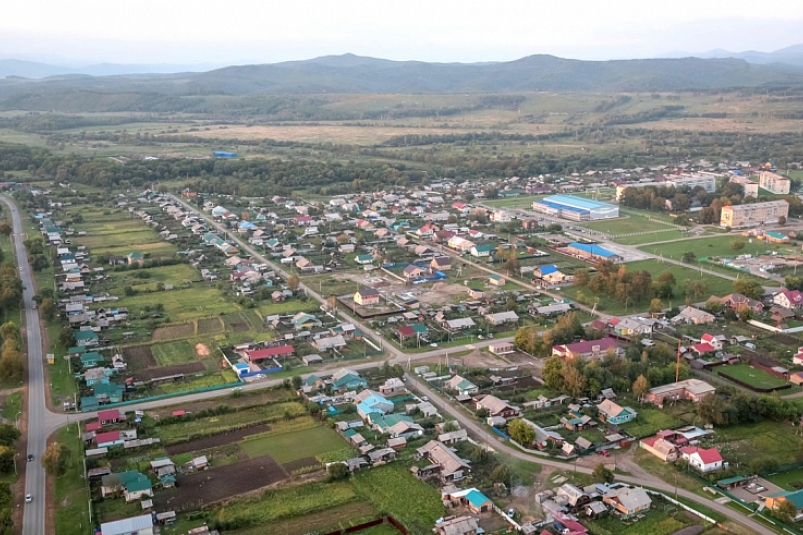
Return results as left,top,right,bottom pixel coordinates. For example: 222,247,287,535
532,194,619,221
567,242,622,263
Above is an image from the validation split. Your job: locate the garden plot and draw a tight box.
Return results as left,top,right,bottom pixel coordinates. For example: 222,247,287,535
122,345,157,371
152,323,195,342
153,455,289,511
151,340,198,367
197,317,225,335
165,424,274,456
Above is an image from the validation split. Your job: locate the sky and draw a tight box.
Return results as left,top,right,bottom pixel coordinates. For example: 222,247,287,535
2,0,803,65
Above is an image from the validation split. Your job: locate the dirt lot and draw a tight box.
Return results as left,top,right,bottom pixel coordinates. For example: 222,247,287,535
152,323,195,341
331,271,470,307
122,346,157,371
152,455,288,510
195,343,211,357
165,424,272,455
134,362,205,381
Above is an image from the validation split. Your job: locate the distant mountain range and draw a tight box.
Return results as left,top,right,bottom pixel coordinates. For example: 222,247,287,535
661,43,803,66
0,59,226,79
1,53,803,112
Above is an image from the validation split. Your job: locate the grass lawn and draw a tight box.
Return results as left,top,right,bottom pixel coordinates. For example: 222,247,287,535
765,467,803,491
585,501,696,535
352,463,445,531
240,424,351,463
105,263,200,294
54,424,92,535
716,364,789,390
621,405,686,438
710,420,803,466
585,215,679,236
151,340,196,366
256,298,320,316
0,391,21,422
639,235,795,262
614,230,687,245
120,285,240,321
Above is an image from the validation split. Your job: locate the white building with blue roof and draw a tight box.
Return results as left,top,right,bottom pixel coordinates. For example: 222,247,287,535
532,195,619,221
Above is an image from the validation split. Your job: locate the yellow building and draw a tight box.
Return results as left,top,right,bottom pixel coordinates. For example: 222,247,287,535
720,200,789,228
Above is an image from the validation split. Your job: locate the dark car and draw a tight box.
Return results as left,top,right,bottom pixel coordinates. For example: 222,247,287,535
27,454,33,462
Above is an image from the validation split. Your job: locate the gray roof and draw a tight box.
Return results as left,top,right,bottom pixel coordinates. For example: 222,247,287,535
100,514,153,535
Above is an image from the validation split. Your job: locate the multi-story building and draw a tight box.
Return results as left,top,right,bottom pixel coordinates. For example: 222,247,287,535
729,175,759,197
615,174,717,200
719,200,789,228
759,171,791,194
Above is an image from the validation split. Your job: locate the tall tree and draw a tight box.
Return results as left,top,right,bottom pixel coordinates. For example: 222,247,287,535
41,442,70,477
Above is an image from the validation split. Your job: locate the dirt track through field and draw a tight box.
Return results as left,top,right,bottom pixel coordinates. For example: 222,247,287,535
165,423,273,455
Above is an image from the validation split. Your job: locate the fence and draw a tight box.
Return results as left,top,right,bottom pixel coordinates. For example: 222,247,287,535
80,382,241,412
644,490,717,524
238,365,283,379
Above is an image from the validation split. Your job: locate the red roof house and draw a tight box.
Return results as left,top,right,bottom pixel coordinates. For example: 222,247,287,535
85,421,102,432
691,343,716,355
679,446,723,473
94,430,121,445
552,338,623,360
245,345,295,362
98,409,124,425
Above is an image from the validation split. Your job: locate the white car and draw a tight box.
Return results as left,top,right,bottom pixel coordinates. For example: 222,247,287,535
25,494,31,503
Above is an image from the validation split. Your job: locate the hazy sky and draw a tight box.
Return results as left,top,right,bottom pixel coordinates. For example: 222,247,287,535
2,0,803,65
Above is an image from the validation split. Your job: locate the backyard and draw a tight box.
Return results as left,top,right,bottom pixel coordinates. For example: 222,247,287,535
716,364,790,391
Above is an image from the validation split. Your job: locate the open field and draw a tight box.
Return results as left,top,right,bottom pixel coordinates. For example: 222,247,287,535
165,423,273,455
227,501,381,535
54,425,92,535
151,340,197,367
717,364,789,390
239,424,351,464
639,235,795,261
766,467,803,491
119,285,240,321
105,263,201,295
585,215,679,236
709,420,803,466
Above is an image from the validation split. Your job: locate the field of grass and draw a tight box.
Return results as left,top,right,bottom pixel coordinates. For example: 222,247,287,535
256,298,320,316
482,195,544,208
120,285,240,321
585,501,695,535
585,215,679,236
352,463,445,532
766,467,803,491
640,235,795,262
621,404,686,438
0,392,21,422
157,403,309,443
240,424,351,463
711,420,803,466
717,364,789,390
226,501,380,535
54,424,92,535
105,263,201,294
151,340,197,366
614,230,687,245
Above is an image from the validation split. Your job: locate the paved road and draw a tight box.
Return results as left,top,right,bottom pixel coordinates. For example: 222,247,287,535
1,196,47,535
3,194,766,534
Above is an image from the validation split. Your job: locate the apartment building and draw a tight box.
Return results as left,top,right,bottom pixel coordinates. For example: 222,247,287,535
759,171,791,194
720,200,789,228
729,175,759,197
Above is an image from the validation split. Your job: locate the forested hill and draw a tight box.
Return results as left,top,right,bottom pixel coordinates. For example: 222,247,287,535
1,54,803,111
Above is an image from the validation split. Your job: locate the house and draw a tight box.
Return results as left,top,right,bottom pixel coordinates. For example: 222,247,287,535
445,488,494,514
379,377,407,396
367,447,398,464
403,264,427,280
639,437,678,462
291,312,322,330
644,379,716,406
100,514,154,535
355,254,375,265
98,409,124,426
396,323,428,343
439,429,468,445
415,440,471,483
445,375,479,396
126,252,144,266
597,399,636,424
354,288,380,306
532,265,572,287
434,516,479,535
101,471,153,502
470,244,495,258
680,446,723,473
244,345,294,362
772,306,797,325
766,489,803,521
774,289,803,310
484,311,518,326
430,256,451,272
602,487,652,517
552,338,623,360
74,330,100,347
671,306,716,325
488,273,506,286
475,395,519,419
313,334,346,351
700,333,725,351
332,368,368,391
388,420,424,439
489,341,514,355
357,393,394,419
556,483,591,509
443,318,476,331
710,293,764,313
150,458,176,477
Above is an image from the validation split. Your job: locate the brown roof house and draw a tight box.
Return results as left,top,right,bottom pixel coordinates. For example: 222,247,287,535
354,288,380,306
414,440,471,484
